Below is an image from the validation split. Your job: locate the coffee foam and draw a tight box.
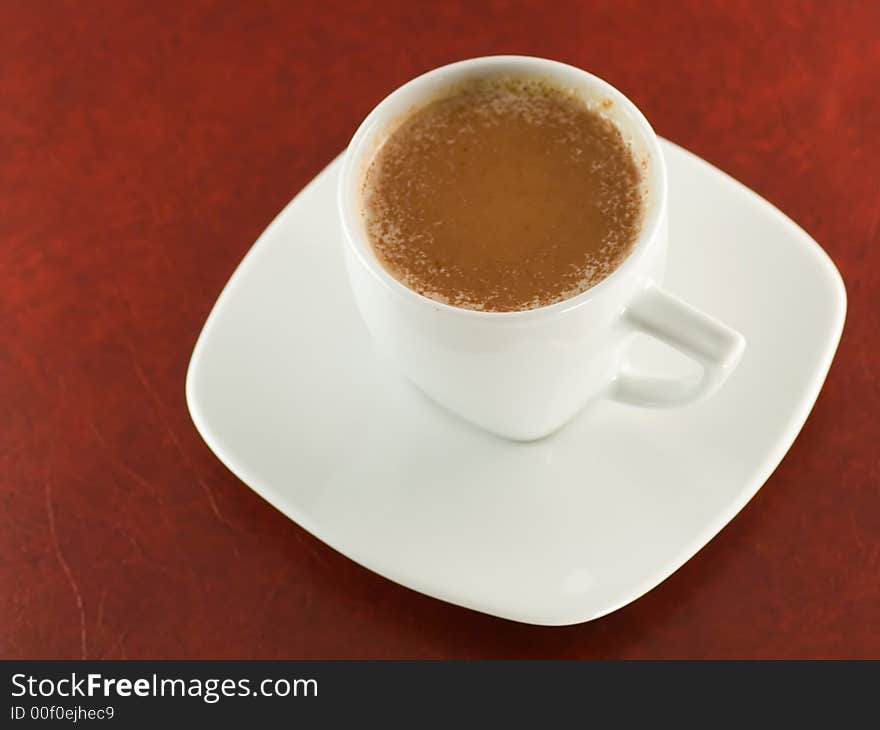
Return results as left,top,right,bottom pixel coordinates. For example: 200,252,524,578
362,76,645,312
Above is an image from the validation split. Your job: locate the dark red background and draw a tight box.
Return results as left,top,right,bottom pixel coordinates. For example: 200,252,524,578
2,0,878,659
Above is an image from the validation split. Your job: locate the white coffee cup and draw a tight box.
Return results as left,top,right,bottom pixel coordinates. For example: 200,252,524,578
338,56,745,441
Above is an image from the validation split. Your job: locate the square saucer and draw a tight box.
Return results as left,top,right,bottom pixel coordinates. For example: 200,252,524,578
186,140,845,625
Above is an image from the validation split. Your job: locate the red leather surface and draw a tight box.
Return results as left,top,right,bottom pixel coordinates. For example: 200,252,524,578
2,1,878,659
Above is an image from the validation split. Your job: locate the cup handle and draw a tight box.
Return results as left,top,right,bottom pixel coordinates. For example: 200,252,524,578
610,284,745,407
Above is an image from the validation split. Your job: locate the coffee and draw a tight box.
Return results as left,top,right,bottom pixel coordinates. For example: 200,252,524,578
361,77,645,312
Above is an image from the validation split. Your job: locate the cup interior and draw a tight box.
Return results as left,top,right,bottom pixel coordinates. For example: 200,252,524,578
338,55,667,318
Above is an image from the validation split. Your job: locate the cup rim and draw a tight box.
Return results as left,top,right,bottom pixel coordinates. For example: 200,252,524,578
338,55,668,320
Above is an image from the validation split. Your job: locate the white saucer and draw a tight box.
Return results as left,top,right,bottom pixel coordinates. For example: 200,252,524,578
186,140,845,626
